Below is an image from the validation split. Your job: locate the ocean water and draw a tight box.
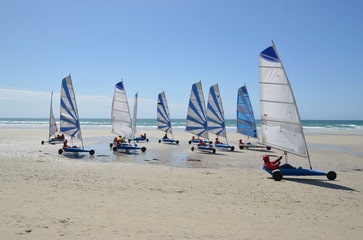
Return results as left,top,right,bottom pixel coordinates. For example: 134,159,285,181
0,118,363,132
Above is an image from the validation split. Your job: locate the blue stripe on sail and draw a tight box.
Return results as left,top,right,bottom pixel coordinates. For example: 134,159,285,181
189,101,206,125
62,79,77,114
192,84,207,122
260,46,280,63
60,99,77,122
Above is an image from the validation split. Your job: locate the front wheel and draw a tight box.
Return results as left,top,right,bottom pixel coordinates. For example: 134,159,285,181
212,148,216,154
176,140,179,144
109,143,113,148
141,147,146,152
58,149,63,155
230,146,235,151
191,146,195,151
266,146,271,150
158,140,161,143
113,146,118,152
327,171,337,180
272,170,283,181
89,149,95,155
239,145,244,150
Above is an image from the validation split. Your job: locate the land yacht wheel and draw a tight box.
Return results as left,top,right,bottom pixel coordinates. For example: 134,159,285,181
327,171,337,180
272,170,283,181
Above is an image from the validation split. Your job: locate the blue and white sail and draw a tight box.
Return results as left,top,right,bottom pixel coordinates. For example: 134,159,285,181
157,91,173,135
111,81,133,139
237,85,258,138
186,81,209,139
60,75,82,142
207,84,227,140
259,42,310,167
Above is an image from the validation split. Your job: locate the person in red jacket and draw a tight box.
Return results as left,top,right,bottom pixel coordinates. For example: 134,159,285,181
263,154,282,171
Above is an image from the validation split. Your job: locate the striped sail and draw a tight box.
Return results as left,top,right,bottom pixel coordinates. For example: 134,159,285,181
49,91,58,138
207,84,227,139
186,81,208,139
237,85,257,138
259,42,309,162
60,75,82,140
157,91,173,135
111,81,133,139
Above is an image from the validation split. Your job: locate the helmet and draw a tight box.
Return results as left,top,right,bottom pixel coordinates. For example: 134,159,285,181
263,155,270,162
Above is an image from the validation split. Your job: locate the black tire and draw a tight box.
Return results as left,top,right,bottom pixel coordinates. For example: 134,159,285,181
191,146,195,151
58,149,63,155
146,139,149,142
109,143,113,148
176,140,179,144
41,140,44,145
141,147,146,152
113,146,118,152
230,146,235,151
327,171,337,181
158,139,161,143
272,170,283,181
239,145,244,150
188,140,192,144
89,149,95,155
266,146,271,150
212,148,216,154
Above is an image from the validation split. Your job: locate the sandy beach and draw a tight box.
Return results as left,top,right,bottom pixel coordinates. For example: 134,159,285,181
0,127,362,239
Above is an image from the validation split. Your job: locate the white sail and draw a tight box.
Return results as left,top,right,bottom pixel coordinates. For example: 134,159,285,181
111,81,133,139
207,84,227,140
60,75,82,141
157,91,173,135
186,81,209,139
259,42,309,163
49,91,58,138
132,92,138,137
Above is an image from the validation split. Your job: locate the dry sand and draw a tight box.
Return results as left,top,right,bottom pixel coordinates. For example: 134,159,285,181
0,128,362,239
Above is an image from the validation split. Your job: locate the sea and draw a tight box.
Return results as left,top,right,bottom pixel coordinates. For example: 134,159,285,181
1,118,363,132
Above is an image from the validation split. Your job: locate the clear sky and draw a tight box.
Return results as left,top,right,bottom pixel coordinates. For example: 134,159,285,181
1,0,362,120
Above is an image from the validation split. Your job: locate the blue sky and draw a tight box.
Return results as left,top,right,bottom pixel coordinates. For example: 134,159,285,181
1,0,362,120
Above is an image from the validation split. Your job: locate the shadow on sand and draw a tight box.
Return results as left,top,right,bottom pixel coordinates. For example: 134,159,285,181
283,177,357,191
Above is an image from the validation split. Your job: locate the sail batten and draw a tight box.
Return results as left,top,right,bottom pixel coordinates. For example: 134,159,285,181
259,43,310,166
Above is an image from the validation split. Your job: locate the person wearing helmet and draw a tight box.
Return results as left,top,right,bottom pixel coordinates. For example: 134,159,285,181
262,154,282,171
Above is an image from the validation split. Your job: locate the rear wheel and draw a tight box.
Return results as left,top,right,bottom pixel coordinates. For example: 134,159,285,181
109,143,113,148
58,149,63,155
230,146,235,151
239,145,244,150
191,146,195,151
41,141,45,145
272,170,283,181
212,148,216,154
327,171,337,180
266,146,271,150
146,139,149,142
176,140,179,144
158,140,161,143
188,140,192,144
113,146,118,152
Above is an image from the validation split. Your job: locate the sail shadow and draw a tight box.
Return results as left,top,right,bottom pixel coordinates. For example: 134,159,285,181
283,177,357,191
